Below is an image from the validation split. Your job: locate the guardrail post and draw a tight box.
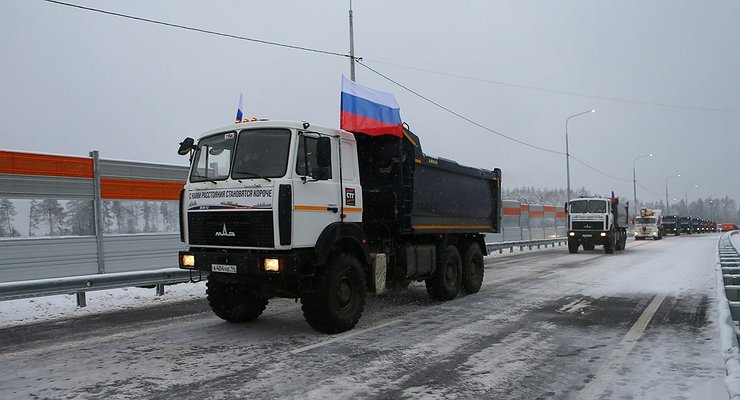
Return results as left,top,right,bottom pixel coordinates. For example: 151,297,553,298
76,292,87,307
156,283,165,296
90,150,106,274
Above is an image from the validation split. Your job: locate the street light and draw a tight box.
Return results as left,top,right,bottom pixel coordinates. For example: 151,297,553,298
632,153,653,218
665,174,681,213
565,109,596,201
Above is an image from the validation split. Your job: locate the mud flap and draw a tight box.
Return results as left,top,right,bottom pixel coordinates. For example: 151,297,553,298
371,253,387,295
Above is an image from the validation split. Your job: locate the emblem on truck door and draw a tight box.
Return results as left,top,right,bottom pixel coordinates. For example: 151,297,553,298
215,223,236,237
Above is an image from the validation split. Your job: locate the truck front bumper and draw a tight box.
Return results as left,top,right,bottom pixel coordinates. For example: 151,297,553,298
568,230,609,244
178,249,314,278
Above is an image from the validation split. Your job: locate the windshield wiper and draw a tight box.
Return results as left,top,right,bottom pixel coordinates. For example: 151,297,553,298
233,171,271,182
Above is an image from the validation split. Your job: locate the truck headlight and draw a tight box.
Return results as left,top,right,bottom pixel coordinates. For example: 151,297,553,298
569,231,575,236
263,258,283,272
600,232,607,237
180,253,195,268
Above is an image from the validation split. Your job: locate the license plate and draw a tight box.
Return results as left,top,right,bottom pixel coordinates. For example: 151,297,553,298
582,234,592,238
212,264,237,274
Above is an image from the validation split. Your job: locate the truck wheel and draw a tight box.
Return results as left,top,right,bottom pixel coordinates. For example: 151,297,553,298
616,234,626,251
604,233,615,254
461,243,484,294
425,245,462,301
301,254,366,334
206,279,268,323
568,238,579,254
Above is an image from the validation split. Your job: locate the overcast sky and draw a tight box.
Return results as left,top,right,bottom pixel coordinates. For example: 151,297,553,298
2,1,738,205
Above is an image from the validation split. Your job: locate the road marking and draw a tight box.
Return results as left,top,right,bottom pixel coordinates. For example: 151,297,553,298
290,319,402,354
575,294,666,400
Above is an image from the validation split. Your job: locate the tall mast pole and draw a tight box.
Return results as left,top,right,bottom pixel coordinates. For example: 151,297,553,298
348,0,356,81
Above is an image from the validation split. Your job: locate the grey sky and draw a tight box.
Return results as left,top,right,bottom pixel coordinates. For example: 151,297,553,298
1,1,738,205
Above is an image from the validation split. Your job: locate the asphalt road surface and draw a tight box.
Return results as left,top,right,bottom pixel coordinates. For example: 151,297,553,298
0,234,729,399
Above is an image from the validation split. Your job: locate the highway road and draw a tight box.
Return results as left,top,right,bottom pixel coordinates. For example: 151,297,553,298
0,233,729,399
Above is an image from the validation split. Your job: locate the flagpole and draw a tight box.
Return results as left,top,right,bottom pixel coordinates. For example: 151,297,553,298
348,0,356,81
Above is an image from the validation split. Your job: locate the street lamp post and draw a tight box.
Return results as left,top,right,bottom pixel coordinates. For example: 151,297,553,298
665,174,681,214
565,109,595,201
685,184,698,208
632,153,653,219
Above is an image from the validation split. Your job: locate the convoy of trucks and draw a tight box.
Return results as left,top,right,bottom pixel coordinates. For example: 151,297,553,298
566,196,628,254
634,208,663,240
177,120,501,333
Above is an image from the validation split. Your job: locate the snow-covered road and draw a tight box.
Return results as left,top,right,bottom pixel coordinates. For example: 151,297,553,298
0,234,731,399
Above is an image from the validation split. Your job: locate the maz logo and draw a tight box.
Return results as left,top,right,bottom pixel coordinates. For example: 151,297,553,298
215,223,236,237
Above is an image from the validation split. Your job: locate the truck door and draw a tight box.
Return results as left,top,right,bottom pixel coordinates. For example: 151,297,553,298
291,133,342,248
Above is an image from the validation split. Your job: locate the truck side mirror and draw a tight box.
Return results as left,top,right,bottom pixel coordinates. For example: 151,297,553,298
178,137,195,155
316,137,331,168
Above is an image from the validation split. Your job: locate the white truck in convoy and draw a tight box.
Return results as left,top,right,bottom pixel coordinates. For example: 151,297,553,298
567,196,629,254
177,120,501,333
633,208,662,240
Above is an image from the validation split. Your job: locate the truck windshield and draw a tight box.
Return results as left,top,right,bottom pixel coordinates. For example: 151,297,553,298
232,128,291,180
663,216,676,222
636,217,655,224
190,132,236,182
569,200,607,213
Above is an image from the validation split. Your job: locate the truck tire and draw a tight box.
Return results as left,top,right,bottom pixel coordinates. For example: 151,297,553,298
604,233,615,254
568,238,579,254
206,279,268,323
300,253,366,334
461,243,484,294
425,245,462,301
616,233,626,251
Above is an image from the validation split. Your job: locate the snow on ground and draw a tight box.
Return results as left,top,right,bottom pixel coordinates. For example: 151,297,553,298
0,281,206,329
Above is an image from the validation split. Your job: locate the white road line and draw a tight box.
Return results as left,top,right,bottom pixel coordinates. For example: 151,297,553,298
290,319,403,354
575,294,666,400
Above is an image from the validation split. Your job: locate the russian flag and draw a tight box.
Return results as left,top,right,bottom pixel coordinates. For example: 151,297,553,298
340,75,403,137
611,191,617,203
235,93,244,124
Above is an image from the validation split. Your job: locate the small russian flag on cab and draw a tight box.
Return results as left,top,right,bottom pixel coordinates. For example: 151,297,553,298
611,191,617,203
235,93,244,124
340,75,403,137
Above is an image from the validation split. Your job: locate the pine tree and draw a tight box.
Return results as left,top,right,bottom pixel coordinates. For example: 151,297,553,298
66,200,94,236
29,199,66,236
0,199,20,237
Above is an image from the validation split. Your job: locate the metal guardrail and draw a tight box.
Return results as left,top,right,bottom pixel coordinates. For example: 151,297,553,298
720,233,740,324
715,232,740,398
0,236,566,306
486,237,568,254
0,268,207,306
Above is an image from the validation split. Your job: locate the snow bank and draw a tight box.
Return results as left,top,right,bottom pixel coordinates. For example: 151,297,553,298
0,281,206,329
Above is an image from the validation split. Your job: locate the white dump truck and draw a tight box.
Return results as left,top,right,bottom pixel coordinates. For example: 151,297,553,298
176,120,501,333
567,196,629,254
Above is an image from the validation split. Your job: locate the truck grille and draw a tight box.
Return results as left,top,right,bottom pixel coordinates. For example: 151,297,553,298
572,221,604,230
188,211,274,248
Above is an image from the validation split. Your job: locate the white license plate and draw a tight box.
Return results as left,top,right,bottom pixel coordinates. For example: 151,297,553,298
582,234,592,238
212,264,237,274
